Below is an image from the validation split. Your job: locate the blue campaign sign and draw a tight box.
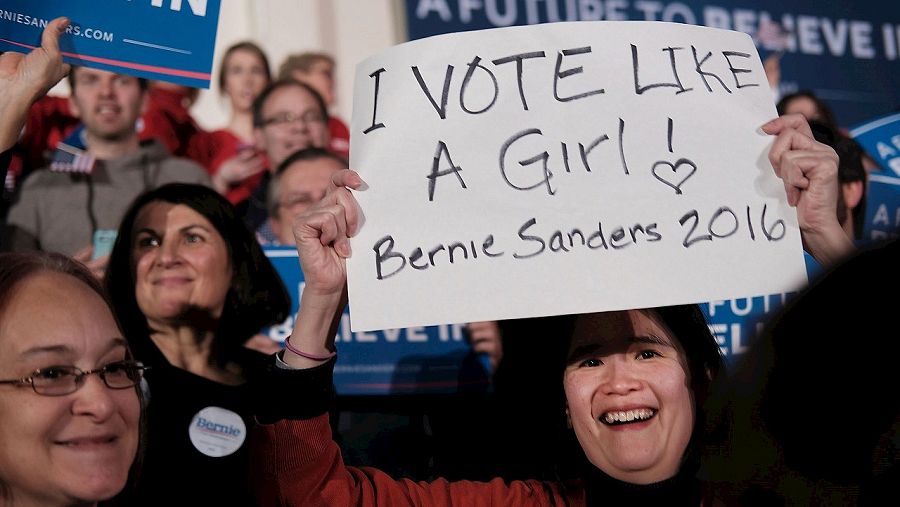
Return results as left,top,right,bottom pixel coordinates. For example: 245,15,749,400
862,174,900,242
266,242,813,379
700,252,819,365
850,112,900,241
0,0,221,88
851,112,900,176
403,0,900,127
263,247,488,396
701,293,793,360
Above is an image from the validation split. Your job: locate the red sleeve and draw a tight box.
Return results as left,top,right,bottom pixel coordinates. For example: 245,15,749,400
328,116,351,159
203,130,243,173
185,129,217,169
250,414,569,507
140,87,207,159
19,95,79,171
200,130,265,205
185,129,235,172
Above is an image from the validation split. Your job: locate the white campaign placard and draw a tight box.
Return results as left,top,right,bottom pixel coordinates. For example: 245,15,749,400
347,21,807,332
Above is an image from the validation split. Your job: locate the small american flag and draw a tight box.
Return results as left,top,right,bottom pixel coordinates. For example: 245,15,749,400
3,168,13,193
50,142,96,174
756,19,791,53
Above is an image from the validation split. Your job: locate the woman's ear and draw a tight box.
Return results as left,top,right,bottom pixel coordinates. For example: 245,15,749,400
841,180,864,209
565,405,572,429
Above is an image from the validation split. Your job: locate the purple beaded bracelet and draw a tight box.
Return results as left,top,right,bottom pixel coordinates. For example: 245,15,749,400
284,338,336,361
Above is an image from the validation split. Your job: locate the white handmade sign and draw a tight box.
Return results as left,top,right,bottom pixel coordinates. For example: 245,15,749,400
347,21,807,332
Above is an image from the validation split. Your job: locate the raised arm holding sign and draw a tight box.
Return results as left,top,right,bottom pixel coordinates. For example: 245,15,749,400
345,21,829,332
250,21,852,507
278,117,846,371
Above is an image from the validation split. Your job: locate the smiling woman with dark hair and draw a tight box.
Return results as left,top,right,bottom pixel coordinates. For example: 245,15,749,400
104,182,290,505
248,113,855,506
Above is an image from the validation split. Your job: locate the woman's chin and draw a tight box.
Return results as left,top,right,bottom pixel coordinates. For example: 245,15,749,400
150,303,224,327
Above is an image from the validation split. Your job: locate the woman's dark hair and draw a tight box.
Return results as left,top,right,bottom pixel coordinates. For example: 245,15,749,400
105,183,290,364
652,304,724,464
218,40,272,92
0,251,145,503
776,90,838,130
0,251,109,316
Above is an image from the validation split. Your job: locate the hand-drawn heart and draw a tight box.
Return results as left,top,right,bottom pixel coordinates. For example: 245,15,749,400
651,158,697,195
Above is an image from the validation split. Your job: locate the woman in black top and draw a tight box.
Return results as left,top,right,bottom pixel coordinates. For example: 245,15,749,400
105,183,290,505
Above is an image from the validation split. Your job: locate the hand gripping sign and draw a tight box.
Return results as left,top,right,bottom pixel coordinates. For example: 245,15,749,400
347,21,807,332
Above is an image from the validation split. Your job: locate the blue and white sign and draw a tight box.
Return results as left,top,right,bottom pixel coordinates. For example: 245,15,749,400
701,252,819,365
862,173,900,242
404,0,900,127
264,247,489,396
851,112,900,177
702,292,792,362
850,112,900,242
0,0,221,88
266,243,815,381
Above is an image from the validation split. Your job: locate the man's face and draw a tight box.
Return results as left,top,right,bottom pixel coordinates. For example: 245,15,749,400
69,68,146,142
270,156,344,245
253,85,329,169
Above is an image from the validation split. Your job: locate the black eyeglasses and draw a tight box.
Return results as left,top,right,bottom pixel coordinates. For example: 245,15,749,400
0,360,148,396
259,110,326,128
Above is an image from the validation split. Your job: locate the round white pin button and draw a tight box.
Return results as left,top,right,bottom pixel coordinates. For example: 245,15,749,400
188,406,247,457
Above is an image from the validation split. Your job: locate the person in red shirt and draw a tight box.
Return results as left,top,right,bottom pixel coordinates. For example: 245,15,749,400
200,41,272,206
140,81,207,161
249,114,855,506
9,78,207,194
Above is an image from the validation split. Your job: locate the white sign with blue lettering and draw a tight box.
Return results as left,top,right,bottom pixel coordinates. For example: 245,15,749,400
850,112,900,241
347,21,807,332
0,0,221,88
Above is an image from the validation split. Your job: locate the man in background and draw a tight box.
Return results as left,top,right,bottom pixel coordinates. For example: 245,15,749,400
241,78,331,236
4,66,209,272
263,147,346,245
279,52,350,158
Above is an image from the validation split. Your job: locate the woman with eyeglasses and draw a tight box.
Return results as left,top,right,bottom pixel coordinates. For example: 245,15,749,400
104,183,290,506
0,251,146,506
